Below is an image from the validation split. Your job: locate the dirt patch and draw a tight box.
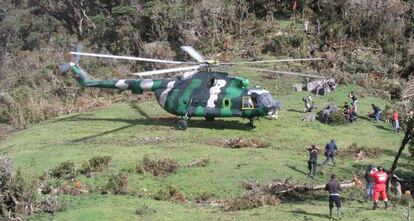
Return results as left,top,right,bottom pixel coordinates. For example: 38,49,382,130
207,137,270,148
339,143,382,161
136,155,180,177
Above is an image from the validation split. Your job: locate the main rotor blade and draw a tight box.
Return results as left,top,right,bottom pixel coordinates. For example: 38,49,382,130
237,67,325,79
181,46,205,62
132,65,202,77
222,58,324,65
69,52,195,65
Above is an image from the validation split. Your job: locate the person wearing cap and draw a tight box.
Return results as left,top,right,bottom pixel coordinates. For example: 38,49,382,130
325,174,342,220
307,144,320,178
322,139,338,167
369,166,389,209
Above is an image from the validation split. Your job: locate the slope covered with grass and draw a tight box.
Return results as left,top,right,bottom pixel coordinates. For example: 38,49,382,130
0,82,408,220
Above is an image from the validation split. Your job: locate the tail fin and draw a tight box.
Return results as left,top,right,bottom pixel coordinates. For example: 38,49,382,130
59,62,92,86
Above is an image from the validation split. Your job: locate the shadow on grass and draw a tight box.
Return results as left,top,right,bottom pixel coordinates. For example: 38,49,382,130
286,164,308,176
287,108,303,113
59,115,250,143
287,208,329,219
374,124,394,132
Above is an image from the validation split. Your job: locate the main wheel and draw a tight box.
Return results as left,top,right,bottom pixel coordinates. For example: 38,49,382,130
205,116,215,121
177,119,188,130
244,122,255,130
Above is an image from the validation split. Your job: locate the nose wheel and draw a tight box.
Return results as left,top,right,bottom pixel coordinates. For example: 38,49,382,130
177,119,188,130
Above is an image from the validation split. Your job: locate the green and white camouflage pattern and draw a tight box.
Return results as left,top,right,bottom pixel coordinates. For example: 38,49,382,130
68,63,280,120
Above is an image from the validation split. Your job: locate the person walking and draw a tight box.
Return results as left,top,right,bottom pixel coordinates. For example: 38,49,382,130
371,104,382,122
325,174,342,220
322,139,338,167
392,111,400,132
307,145,319,178
369,166,389,209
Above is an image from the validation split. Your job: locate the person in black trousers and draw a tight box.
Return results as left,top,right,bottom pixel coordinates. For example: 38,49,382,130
325,174,342,220
307,144,319,178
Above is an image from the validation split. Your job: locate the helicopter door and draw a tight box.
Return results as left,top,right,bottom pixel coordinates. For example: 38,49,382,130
242,96,254,109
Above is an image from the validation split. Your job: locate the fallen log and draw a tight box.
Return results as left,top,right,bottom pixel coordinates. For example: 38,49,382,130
266,175,362,195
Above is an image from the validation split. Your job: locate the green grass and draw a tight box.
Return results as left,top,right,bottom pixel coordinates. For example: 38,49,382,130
0,82,409,221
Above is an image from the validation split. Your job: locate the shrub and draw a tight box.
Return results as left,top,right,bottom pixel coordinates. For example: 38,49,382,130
79,155,112,175
50,161,76,180
327,111,349,126
88,155,111,172
105,173,128,195
136,204,156,217
136,155,180,177
153,185,186,202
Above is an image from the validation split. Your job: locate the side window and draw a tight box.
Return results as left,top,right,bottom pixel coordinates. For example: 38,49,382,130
223,98,231,108
242,96,254,109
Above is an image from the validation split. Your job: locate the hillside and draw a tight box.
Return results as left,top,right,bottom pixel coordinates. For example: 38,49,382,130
1,0,414,220
1,83,409,220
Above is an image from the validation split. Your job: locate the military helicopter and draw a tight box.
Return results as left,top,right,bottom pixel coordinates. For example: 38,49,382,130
59,46,323,130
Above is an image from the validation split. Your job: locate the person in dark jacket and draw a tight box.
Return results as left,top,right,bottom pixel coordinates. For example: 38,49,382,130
322,139,338,167
364,165,376,201
371,104,382,122
307,145,319,178
325,174,342,220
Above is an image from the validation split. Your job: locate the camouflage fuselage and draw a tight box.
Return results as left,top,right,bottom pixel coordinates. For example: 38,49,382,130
71,64,275,119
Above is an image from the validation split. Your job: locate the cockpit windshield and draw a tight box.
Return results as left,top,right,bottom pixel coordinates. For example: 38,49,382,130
256,93,274,107
248,89,274,108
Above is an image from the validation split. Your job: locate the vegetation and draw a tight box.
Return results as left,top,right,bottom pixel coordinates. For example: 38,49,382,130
1,0,414,220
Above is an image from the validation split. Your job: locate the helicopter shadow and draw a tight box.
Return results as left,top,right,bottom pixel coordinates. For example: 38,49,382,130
58,115,247,143
287,108,303,113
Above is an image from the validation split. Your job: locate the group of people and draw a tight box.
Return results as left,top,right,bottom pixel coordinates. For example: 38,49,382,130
306,140,396,220
304,91,403,132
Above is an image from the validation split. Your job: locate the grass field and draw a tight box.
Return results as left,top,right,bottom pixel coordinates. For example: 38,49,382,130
0,76,410,220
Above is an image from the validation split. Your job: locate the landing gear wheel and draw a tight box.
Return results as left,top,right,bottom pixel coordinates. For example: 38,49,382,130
205,116,215,121
245,122,255,130
177,119,188,130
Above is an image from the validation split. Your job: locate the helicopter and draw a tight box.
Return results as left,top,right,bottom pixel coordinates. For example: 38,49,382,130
59,46,324,130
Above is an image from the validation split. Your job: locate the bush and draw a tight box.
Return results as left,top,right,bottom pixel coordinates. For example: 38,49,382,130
136,155,180,177
327,111,349,126
105,173,128,195
50,161,77,180
79,155,112,175
153,185,186,202
136,204,156,217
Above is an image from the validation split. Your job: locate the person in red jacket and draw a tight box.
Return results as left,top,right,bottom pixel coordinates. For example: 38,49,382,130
369,166,389,209
393,111,400,132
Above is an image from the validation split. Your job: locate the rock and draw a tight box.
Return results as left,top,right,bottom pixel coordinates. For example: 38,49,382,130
292,83,303,92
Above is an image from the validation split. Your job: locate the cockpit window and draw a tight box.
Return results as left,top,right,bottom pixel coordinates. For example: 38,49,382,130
255,93,274,108
242,96,254,109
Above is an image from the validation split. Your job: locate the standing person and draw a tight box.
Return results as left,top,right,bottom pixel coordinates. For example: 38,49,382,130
303,95,314,112
322,139,338,167
364,165,376,201
307,145,319,178
325,174,342,220
369,166,389,210
371,104,382,122
322,106,331,124
349,92,358,113
392,111,400,132
316,19,321,34
291,0,299,20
